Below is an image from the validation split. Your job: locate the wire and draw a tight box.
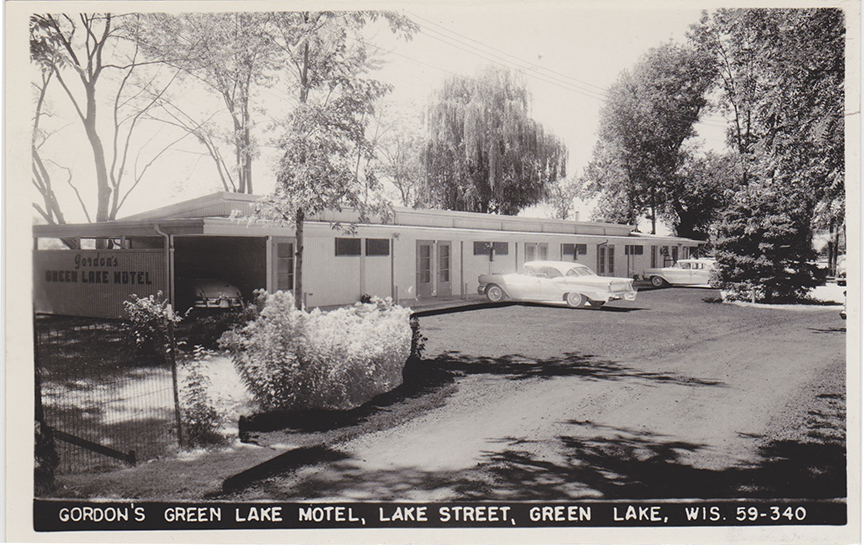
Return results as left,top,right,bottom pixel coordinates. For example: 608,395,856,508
407,10,610,95
405,19,610,102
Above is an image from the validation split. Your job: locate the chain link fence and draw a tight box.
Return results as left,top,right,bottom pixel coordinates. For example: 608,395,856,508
35,316,178,475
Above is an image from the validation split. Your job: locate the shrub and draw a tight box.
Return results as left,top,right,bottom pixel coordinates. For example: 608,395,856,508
221,291,411,411
180,346,224,447
123,292,182,357
182,310,246,349
409,316,427,361
713,182,822,303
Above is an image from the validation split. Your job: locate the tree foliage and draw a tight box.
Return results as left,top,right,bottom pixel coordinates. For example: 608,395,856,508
136,13,278,194
422,67,567,215
692,8,845,295
713,181,823,303
370,101,426,207
253,11,416,308
580,42,716,234
664,150,741,240
544,174,581,220
30,13,184,235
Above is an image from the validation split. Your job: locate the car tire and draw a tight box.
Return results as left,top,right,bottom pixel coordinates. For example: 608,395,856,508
566,292,585,308
650,276,667,288
485,284,505,303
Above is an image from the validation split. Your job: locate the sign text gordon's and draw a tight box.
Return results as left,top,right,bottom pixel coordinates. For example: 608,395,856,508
34,249,166,318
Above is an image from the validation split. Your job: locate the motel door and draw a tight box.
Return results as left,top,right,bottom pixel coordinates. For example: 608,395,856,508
272,237,295,293
438,241,452,297
416,240,434,298
597,245,615,276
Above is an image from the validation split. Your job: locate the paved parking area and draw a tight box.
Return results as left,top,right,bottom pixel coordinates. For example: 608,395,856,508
236,288,846,501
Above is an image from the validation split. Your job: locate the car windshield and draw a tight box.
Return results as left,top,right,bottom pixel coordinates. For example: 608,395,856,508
566,266,595,277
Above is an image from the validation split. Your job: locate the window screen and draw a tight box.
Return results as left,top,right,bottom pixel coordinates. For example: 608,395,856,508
492,242,508,255
365,238,390,256
562,243,587,258
335,238,361,256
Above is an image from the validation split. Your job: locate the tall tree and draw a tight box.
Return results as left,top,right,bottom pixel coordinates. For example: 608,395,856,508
254,11,416,309
581,42,716,233
137,13,278,194
422,67,568,215
663,150,741,240
30,13,182,235
370,100,426,207
544,174,581,221
692,8,845,289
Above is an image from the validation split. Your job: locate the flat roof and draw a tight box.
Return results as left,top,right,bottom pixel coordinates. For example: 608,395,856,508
34,192,704,243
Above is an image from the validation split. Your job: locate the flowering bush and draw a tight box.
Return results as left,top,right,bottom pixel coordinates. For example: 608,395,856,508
220,291,411,411
123,292,182,357
180,346,223,446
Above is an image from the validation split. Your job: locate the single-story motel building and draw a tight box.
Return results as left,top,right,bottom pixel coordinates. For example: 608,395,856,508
34,192,705,318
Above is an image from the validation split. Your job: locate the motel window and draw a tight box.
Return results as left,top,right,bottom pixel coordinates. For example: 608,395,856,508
335,238,362,256
474,241,509,257
562,243,587,260
365,238,390,256
624,245,643,255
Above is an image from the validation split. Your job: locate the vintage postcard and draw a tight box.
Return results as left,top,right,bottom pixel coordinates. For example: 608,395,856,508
5,0,861,542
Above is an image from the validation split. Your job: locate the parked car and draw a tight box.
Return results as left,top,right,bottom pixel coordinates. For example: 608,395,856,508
643,258,719,288
841,291,847,320
837,255,847,286
477,261,637,308
175,270,243,312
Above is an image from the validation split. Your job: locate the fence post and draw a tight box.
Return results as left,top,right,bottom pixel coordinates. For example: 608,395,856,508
167,318,184,449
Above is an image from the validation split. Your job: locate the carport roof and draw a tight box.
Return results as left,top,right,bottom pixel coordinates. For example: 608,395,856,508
32,216,294,238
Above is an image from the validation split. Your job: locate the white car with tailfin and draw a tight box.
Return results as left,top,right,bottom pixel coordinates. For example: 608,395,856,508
478,261,637,309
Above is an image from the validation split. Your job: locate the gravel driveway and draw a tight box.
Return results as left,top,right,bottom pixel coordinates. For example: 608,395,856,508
235,288,846,501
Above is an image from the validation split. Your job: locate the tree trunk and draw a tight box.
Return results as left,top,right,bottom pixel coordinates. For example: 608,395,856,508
294,208,305,310
650,185,657,234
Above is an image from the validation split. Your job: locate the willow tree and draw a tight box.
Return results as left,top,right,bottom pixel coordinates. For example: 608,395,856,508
422,67,567,215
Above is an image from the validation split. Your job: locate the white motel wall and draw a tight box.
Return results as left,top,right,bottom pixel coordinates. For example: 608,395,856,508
33,193,704,318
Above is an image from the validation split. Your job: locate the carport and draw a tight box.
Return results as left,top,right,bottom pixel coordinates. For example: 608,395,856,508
33,217,281,318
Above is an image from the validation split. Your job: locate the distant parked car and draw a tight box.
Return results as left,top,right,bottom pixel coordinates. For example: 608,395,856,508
477,261,637,309
176,270,243,312
837,255,847,286
643,258,719,288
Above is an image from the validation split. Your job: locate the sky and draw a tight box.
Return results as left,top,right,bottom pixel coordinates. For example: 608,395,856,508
24,1,735,225
370,1,731,221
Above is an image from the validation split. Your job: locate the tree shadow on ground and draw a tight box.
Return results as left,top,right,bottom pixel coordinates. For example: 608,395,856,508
430,352,725,387
242,352,725,436
227,419,844,501
471,420,845,500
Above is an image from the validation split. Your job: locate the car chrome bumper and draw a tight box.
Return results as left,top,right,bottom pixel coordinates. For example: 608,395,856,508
599,290,637,302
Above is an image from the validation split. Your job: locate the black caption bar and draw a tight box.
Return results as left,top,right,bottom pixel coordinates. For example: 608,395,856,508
34,500,847,532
